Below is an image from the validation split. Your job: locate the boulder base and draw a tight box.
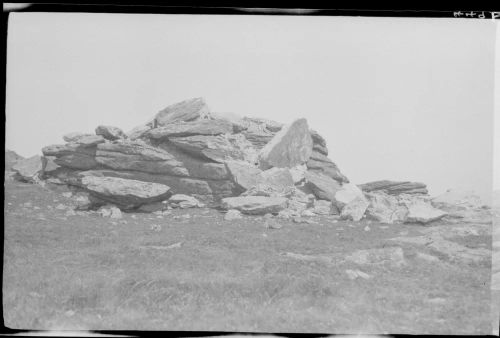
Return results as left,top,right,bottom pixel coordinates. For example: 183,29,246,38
81,175,171,209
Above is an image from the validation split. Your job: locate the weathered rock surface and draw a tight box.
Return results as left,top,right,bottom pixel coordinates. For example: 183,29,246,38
168,135,246,163
225,160,262,191
306,151,349,183
95,141,188,176
137,202,165,213
334,183,366,209
431,189,487,213
126,121,154,140
155,97,210,126
258,167,294,191
340,196,370,221
304,171,342,201
404,198,448,224
81,175,171,209
63,132,93,143
258,118,313,170
207,112,247,133
41,156,60,177
147,119,233,139
284,188,315,214
97,205,123,218
359,180,428,195
12,155,43,183
221,196,288,215
365,191,408,224
95,125,127,141
240,117,282,149
289,164,307,184
312,199,334,215
245,117,284,133
310,129,328,155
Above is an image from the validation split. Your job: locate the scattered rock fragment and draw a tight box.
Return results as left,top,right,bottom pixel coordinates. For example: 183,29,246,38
345,269,372,280
224,209,243,221
345,247,406,267
97,205,122,219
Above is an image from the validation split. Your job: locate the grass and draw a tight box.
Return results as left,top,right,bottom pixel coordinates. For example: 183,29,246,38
2,180,494,334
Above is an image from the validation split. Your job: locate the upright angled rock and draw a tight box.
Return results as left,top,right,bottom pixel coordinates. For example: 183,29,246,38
258,118,313,170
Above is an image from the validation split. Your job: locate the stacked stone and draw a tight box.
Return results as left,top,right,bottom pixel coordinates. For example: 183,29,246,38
36,97,353,214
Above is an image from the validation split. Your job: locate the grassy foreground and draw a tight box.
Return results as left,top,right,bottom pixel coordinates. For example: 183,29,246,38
3,180,494,334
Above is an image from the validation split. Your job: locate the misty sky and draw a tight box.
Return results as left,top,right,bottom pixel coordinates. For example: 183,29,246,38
5,13,498,201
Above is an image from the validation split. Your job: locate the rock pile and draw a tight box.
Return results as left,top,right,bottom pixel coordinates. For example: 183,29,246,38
6,97,482,224
31,97,357,215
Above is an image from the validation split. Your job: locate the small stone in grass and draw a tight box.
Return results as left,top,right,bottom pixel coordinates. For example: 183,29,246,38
364,226,370,231
266,220,283,229
150,224,162,231
225,209,243,221
345,269,371,280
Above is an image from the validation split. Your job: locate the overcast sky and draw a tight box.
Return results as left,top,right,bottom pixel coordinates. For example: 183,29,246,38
5,13,498,201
